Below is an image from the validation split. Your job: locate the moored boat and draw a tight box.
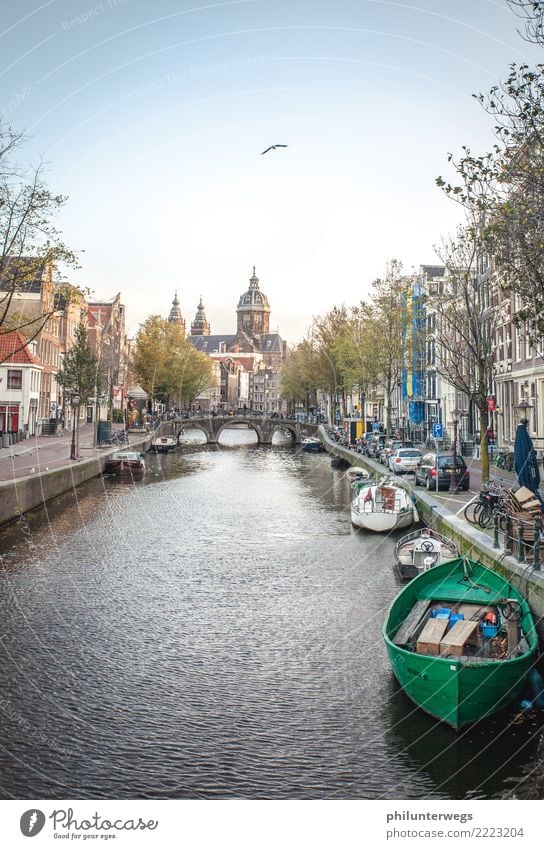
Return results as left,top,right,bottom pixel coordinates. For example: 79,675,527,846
345,466,370,482
383,557,538,729
151,435,177,453
395,527,460,579
350,478,415,532
301,437,323,453
105,451,146,475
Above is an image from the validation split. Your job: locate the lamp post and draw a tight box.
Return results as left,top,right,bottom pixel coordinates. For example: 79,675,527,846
449,407,462,492
70,392,80,460
515,397,532,425
263,373,269,417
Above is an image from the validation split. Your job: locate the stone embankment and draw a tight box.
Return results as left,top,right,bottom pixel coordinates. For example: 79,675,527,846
320,428,544,637
0,428,156,528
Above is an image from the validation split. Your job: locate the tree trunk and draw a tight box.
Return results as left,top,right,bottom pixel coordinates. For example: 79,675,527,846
76,404,80,459
480,406,489,483
386,385,392,437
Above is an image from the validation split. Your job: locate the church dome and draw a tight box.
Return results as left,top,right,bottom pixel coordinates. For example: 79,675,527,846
237,267,270,312
235,266,271,338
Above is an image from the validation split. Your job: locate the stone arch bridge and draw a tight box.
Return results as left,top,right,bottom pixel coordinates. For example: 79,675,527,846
162,416,319,446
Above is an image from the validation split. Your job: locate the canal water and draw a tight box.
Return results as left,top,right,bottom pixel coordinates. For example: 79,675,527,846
0,429,542,800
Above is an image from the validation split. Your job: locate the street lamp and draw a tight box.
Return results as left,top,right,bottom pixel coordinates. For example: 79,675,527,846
515,397,532,424
70,392,80,460
449,407,462,492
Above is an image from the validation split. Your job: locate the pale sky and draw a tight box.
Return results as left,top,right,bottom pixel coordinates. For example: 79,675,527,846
1,0,542,343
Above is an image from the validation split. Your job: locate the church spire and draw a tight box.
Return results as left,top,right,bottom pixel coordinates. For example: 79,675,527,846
190,295,210,336
167,290,185,331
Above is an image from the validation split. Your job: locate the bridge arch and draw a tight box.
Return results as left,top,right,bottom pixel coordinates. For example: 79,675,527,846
214,418,264,444
268,423,297,443
176,422,213,443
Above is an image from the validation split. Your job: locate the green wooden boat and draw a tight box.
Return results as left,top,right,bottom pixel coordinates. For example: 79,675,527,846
383,557,538,730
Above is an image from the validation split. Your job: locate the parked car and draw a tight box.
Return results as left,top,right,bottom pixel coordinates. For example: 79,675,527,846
366,433,386,459
388,448,423,474
414,452,470,491
379,439,403,465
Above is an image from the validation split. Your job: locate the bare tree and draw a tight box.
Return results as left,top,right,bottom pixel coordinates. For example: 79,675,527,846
0,121,79,363
507,1,544,43
428,225,497,482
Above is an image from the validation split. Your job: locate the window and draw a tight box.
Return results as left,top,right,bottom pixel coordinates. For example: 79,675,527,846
7,369,22,389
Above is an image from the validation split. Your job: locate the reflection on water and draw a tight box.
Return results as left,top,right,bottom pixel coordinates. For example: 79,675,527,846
0,434,542,799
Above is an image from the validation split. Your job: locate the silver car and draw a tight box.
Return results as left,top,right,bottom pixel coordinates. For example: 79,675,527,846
388,448,422,474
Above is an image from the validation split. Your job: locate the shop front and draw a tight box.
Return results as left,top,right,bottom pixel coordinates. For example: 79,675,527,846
0,404,20,434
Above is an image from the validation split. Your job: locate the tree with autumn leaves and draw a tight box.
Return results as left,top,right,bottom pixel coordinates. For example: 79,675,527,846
132,316,214,408
281,263,411,432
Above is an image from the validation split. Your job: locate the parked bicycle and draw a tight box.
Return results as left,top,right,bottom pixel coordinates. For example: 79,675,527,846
463,482,510,530
494,449,514,472
110,430,129,446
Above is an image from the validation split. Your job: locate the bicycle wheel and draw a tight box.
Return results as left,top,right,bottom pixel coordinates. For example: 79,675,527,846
478,505,495,528
464,501,482,525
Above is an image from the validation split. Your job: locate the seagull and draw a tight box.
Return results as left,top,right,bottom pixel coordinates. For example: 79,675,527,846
261,144,288,155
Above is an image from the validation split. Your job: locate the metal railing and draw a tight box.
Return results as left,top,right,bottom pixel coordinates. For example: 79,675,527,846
491,511,542,571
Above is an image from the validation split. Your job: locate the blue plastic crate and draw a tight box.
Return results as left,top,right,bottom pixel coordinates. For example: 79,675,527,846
480,623,499,639
432,606,452,620
449,613,464,627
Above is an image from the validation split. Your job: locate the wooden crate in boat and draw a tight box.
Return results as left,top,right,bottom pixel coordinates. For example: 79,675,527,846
439,620,479,657
416,618,450,656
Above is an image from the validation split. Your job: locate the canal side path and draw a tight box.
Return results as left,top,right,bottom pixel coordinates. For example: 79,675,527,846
0,423,154,527
319,427,544,638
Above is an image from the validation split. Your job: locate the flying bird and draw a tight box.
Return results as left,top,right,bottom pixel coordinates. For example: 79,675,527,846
261,144,288,155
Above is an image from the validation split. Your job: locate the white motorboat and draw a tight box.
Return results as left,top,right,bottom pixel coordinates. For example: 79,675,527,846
151,435,178,453
394,527,459,579
350,478,416,532
104,451,146,475
301,437,323,453
345,466,370,482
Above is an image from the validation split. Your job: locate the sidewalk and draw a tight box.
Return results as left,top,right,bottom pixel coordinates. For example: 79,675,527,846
0,423,125,481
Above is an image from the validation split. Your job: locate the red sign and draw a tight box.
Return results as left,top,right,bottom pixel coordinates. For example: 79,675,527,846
486,396,496,411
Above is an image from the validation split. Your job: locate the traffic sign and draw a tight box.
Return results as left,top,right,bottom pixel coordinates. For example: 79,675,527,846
373,422,380,432
432,423,444,439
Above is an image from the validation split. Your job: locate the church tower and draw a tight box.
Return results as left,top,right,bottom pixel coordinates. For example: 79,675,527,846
190,296,211,336
167,291,185,332
236,267,270,339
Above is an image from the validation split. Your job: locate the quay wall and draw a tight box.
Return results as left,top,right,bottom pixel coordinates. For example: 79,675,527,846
319,429,544,638
0,431,153,528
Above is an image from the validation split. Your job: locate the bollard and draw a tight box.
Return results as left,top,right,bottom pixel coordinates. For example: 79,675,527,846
505,514,513,554
493,511,500,549
533,519,541,571
518,521,527,565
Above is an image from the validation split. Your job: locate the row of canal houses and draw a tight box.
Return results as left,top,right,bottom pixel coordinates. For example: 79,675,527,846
0,259,286,438
0,258,130,437
339,261,544,457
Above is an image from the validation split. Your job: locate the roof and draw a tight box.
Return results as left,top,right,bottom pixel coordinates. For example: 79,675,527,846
0,330,42,365
189,334,237,352
188,332,284,355
260,333,283,353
